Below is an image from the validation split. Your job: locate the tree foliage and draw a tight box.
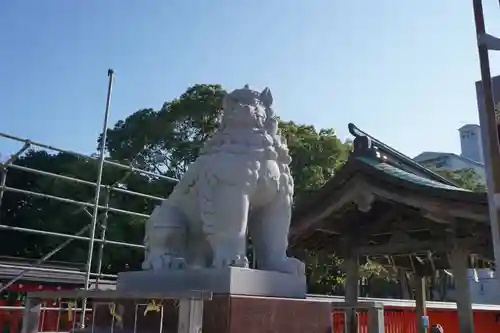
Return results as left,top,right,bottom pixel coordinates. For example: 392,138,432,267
101,84,226,178
434,168,485,192
279,123,349,195
0,84,352,293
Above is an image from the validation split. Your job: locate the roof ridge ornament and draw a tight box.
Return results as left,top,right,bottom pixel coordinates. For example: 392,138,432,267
347,123,457,186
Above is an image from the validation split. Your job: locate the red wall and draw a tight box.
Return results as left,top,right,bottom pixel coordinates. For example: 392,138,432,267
332,306,500,332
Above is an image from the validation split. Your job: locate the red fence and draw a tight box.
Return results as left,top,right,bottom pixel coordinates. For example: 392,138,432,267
332,306,500,332
0,283,81,333
2,284,500,332
3,305,499,333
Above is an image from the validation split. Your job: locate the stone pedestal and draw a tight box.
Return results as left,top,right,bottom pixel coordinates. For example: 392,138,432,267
91,295,332,333
116,267,307,299
205,295,332,333
99,268,317,332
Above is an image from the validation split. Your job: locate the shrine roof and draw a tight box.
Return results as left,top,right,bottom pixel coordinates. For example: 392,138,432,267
355,156,468,192
289,123,491,274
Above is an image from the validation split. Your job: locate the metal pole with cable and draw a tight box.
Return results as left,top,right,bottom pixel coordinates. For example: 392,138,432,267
81,69,115,327
473,0,500,299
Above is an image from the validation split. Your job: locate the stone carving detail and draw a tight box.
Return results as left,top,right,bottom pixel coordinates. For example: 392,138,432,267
142,85,305,276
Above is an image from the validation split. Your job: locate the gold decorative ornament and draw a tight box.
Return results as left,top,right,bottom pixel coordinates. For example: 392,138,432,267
108,303,124,326
66,301,76,321
144,299,162,316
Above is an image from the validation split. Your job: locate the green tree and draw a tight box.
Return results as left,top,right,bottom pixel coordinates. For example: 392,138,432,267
434,168,485,192
279,122,350,196
101,84,225,178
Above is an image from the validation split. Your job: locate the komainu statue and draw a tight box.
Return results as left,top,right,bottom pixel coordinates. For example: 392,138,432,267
142,85,305,276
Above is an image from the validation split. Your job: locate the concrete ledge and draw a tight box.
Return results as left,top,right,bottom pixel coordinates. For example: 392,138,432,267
116,267,307,299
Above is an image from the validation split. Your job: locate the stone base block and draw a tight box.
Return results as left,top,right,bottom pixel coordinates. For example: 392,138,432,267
116,267,306,299
91,295,332,333
205,295,332,333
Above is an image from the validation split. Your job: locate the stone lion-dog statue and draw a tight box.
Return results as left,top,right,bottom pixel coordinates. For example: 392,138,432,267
142,85,305,276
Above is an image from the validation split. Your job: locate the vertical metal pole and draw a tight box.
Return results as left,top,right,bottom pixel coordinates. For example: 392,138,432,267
81,69,114,327
473,0,500,284
0,169,7,209
95,186,111,289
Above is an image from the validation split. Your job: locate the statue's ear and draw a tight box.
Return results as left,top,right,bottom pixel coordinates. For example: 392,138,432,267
260,87,273,107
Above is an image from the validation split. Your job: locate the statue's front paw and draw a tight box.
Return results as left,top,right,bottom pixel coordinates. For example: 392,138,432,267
231,255,250,268
168,257,188,270
142,253,186,271
213,254,249,268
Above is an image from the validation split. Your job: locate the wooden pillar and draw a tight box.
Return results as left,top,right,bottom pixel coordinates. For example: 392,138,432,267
399,269,410,299
412,274,427,333
450,249,475,333
344,256,360,333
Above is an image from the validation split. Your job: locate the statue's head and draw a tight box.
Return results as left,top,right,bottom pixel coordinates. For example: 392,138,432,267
202,85,290,165
221,85,276,133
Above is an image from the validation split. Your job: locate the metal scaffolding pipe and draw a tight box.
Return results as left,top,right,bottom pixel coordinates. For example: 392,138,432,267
0,223,93,294
3,186,149,218
0,142,31,167
0,143,31,213
0,170,6,211
84,69,115,303
7,163,165,202
0,224,144,248
0,305,90,311
95,187,110,289
0,263,117,279
0,131,178,183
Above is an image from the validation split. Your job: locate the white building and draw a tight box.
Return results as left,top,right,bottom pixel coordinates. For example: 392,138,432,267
414,124,497,304
414,124,486,182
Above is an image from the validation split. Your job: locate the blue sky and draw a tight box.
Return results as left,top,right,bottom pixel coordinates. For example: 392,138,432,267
2,0,500,160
